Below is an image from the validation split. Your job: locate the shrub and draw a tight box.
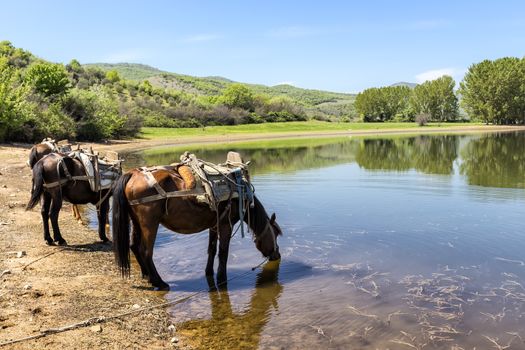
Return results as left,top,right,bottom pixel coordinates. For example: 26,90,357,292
415,113,430,126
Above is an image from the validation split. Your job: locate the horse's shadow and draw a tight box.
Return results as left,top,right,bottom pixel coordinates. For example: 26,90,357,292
61,241,112,253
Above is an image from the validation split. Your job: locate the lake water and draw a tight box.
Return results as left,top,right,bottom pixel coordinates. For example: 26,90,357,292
122,132,525,349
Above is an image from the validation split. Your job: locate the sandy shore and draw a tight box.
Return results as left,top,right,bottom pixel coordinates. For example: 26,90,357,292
0,147,188,349
1,124,524,348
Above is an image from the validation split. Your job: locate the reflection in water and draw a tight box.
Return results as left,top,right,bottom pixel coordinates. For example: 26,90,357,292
177,261,282,349
355,135,459,175
125,132,524,188
460,132,525,188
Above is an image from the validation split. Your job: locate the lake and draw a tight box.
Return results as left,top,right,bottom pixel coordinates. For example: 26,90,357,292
121,132,525,349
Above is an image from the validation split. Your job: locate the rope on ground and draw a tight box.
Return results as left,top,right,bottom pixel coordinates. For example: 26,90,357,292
21,247,66,271
0,258,269,347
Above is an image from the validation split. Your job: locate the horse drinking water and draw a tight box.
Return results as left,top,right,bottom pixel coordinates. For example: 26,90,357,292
111,153,282,290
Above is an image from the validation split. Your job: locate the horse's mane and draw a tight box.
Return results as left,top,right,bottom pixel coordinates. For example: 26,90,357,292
247,196,281,237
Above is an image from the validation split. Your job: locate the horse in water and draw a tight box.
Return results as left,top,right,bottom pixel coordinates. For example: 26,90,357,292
26,153,113,245
111,167,282,290
27,140,83,222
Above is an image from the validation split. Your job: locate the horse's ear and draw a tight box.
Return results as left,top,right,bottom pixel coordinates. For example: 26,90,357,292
270,213,276,224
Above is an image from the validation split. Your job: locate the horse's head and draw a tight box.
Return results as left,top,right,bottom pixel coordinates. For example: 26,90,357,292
254,212,282,261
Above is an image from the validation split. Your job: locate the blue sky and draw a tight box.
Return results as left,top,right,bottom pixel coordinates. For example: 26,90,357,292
1,0,524,92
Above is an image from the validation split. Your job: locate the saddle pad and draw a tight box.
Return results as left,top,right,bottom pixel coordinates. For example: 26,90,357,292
76,152,96,191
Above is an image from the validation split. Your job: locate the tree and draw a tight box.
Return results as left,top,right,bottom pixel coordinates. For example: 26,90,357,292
25,62,70,97
459,57,525,124
105,70,121,83
220,83,255,111
0,57,36,141
355,86,412,122
411,75,458,122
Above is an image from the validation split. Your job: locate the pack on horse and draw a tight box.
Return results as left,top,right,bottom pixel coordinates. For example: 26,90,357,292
112,152,282,290
27,138,83,223
26,150,122,245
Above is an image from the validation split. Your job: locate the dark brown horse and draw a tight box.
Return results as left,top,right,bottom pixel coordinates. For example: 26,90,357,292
26,153,112,245
112,168,282,290
28,141,83,222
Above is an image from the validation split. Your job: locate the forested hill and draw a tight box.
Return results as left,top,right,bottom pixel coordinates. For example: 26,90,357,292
1,41,357,143
85,63,356,108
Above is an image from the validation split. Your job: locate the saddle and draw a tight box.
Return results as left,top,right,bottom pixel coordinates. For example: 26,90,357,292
130,151,253,211
69,148,123,192
41,138,72,153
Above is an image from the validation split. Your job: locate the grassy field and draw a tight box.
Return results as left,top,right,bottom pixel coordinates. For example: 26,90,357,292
140,121,479,139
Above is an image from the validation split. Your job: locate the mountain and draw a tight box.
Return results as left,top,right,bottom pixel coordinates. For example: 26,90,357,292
85,63,356,108
390,81,418,89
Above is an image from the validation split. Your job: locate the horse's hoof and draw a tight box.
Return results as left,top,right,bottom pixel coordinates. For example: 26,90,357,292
100,238,110,244
155,284,170,291
55,239,67,246
45,240,55,246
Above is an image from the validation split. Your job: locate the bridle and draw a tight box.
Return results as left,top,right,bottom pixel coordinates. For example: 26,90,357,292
254,219,278,253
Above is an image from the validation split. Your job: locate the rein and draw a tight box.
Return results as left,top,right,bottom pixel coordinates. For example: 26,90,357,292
256,219,278,252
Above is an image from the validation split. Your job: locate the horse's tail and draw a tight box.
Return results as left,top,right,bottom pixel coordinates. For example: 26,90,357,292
28,146,38,168
112,172,133,276
26,160,44,210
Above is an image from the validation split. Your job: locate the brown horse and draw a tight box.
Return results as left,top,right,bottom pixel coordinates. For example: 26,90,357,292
28,141,83,222
112,168,282,290
26,153,112,245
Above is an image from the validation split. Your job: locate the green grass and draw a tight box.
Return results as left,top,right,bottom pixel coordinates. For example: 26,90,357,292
140,121,480,139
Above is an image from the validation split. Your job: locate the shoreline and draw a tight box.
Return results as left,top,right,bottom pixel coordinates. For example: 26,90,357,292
99,124,525,152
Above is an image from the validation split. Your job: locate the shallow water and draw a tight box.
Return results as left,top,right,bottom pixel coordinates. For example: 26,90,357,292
122,132,525,349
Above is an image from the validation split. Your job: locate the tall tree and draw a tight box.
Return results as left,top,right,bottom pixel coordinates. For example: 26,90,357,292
411,75,458,122
459,57,525,124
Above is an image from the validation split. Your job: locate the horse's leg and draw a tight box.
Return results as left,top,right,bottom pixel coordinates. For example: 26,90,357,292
41,192,53,245
130,221,149,279
217,226,232,286
72,205,82,224
97,198,110,243
205,228,218,276
49,192,66,245
140,219,169,290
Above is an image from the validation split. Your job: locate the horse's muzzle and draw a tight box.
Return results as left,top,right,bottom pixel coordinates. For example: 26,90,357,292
268,250,281,261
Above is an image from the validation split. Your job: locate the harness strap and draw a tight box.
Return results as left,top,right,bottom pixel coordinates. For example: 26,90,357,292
42,176,92,188
258,220,278,252
128,188,205,205
144,171,167,197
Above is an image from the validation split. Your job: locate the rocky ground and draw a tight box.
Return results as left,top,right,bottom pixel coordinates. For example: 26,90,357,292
0,145,190,349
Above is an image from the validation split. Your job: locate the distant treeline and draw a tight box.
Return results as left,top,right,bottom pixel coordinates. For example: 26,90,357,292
355,57,525,125
0,41,354,143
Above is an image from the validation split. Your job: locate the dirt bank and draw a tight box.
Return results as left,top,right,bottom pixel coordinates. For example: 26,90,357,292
0,146,189,349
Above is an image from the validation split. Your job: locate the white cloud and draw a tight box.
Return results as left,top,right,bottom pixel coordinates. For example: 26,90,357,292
181,34,221,43
415,68,464,83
